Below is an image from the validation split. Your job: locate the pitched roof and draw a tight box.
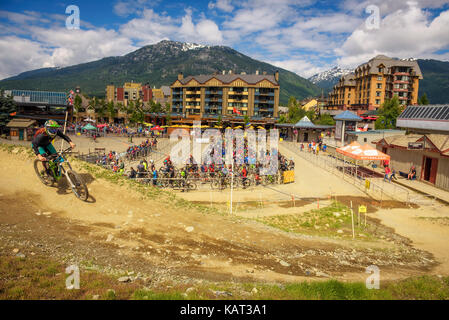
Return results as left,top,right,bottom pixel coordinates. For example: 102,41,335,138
334,110,362,121
355,55,423,79
6,119,36,128
178,73,278,86
295,116,316,128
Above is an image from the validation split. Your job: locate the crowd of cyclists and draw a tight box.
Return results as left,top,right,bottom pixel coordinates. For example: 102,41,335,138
91,135,296,191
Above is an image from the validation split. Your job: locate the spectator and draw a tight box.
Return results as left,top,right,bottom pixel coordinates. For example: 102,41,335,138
408,166,417,180
389,168,397,182
129,167,137,179
384,166,391,182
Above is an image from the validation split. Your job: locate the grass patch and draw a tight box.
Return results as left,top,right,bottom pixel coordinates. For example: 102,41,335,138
255,201,373,239
1,252,449,300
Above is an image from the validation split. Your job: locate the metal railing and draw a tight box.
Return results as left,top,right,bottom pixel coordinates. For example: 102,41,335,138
281,141,412,205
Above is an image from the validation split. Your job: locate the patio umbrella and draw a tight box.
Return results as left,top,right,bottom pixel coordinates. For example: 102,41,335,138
143,122,153,127
151,125,164,131
96,124,108,128
82,123,97,130
257,126,266,130
84,117,96,123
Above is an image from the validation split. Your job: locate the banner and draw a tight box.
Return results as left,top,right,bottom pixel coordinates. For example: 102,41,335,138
283,170,295,184
335,120,343,140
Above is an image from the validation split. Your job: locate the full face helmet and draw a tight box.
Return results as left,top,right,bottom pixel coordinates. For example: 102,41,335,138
44,120,61,138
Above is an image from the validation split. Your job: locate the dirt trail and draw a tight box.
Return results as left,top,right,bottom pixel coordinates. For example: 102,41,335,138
371,207,449,276
0,147,441,285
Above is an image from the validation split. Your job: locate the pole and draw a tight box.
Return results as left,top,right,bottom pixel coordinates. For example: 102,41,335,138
60,110,69,152
351,209,355,239
230,160,234,215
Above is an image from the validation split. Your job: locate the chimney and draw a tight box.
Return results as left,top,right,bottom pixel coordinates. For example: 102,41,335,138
256,70,259,75
275,70,279,82
229,70,232,75
222,70,226,75
241,72,246,75
178,73,183,80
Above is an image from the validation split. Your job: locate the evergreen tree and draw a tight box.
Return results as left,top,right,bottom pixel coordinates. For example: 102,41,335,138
0,90,17,134
375,96,401,129
418,93,430,105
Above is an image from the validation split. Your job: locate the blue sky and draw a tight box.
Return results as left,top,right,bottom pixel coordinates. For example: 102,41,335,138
1,0,449,80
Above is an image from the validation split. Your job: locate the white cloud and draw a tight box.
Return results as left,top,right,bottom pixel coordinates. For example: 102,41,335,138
0,36,51,79
268,58,332,78
208,0,234,12
119,9,177,46
336,2,449,67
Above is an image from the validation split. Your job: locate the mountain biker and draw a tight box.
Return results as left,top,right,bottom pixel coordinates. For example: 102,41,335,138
32,120,75,162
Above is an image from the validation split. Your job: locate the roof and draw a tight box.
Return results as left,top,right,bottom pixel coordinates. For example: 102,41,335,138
295,116,315,128
177,73,279,86
374,133,449,155
346,129,404,135
397,105,449,132
334,110,362,121
355,55,423,79
6,119,36,128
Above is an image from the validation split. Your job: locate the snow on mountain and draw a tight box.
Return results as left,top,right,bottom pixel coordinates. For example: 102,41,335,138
308,66,353,84
181,43,210,51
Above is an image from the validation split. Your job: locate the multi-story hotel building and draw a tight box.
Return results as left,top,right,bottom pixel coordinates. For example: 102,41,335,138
169,71,279,125
106,82,153,106
324,55,423,116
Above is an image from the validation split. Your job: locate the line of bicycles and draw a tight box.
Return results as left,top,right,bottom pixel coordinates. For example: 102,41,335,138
132,172,282,191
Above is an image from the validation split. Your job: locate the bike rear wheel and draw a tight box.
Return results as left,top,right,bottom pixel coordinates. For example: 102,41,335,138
66,170,89,201
34,159,54,186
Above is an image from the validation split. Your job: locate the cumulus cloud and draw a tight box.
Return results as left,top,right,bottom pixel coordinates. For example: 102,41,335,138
208,0,234,12
336,2,449,67
0,36,52,79
268,57,332,78
179,10,223,44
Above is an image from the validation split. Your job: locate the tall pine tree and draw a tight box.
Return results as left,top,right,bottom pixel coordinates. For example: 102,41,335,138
0,90,17,134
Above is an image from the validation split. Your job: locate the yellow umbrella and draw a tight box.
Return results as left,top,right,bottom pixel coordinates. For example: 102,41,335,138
144,122,153,126
257,126,266,130
214,125,222,128
248,126,255,130
225,127,232,130
234,125,243,129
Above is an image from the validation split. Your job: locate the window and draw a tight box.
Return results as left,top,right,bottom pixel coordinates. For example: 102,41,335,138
364,138,368,142
377,76,383,81
376,99,381,105
377,83,382,89
376,91,381,97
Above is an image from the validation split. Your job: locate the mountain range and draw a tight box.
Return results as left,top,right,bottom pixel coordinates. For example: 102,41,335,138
309,59,449,104
0,40,321,105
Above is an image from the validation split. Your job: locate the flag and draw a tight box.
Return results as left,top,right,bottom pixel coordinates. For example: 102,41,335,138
233,107,241,115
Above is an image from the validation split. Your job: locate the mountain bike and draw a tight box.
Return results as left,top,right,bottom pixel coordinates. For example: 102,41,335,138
34,147,89,201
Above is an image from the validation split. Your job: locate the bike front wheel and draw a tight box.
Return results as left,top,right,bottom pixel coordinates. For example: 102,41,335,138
66,170,89,201
34,159,54,186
